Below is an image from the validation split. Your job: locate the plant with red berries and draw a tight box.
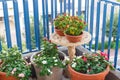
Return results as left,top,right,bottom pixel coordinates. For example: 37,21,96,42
70,52,115,74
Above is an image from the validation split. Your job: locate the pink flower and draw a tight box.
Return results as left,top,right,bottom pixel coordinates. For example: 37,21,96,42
82,56,87,62
13,68,17,72
18,73,25,78
100,52,108,57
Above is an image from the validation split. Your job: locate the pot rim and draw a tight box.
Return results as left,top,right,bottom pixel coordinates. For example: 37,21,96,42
64,32,83,37
68,64,110,76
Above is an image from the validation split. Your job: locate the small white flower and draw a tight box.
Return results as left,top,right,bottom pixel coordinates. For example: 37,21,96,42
42,60,47,64
38,54,40,56
87,63,90,66
72,63,76,68
47,69,51,72
53,57,56,59
76,56,82,59
54,64,57,66
54,59,58,62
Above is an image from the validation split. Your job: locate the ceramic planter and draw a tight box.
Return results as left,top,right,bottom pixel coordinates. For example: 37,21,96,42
0,63,17,80
55,28,65,36
68,65,110,80
30,50,67,80
65,33,83,43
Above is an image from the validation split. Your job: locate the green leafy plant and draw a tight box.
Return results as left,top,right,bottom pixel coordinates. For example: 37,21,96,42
54,14,70,30
70,52,114,74
65,16,87,36
106,14,118,41
33,38,65,76
0,47,31,80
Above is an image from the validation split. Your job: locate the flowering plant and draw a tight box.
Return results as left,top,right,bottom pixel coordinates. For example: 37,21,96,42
33,38,65,76
65,16,87,36
54,14,70,30
0,47,31,80
70,52,115,74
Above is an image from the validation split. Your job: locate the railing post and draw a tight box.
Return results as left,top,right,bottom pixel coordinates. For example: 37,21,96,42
2,1,12,48
33,0,40,50
95,1,101,51
13,0,22,51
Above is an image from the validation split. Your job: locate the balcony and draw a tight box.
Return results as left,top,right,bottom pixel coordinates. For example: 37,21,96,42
0,0,120,80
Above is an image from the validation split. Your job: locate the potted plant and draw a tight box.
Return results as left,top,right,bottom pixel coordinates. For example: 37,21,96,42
68,51,115,80
54,14,70,36
0,47,31,80
30,38,67,80
64,16,87,42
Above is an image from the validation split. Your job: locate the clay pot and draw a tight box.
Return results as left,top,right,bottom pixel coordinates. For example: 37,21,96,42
0,63,17,80
68,65,110,80
55,28,65,36
30,50,67,80
65,33,83,43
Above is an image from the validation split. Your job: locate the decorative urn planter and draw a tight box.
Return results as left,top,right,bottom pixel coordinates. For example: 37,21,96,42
30,50,66,80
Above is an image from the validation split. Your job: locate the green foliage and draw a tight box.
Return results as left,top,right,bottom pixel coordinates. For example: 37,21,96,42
92,41,120,50
117,0,120,2
65,16,87,36
30,16,43,49
54,14,70,30
106,14,118,41
71,52,114,74
33,38,65,76
0,47,31,80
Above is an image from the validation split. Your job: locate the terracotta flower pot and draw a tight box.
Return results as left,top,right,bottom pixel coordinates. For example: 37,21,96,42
68,65,110,80
0,63,17,80
65,33,83,43
55,28,65,36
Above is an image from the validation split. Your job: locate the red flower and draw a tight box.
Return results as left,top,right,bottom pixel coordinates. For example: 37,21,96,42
82,56,87,62
48,40,51,43
80,26,83,29
100,52,108,60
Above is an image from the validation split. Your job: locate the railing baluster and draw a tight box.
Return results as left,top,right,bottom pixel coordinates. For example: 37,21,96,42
42,0,46,37
64,0,66,13
2,1,12,48
95,1,101,51
45,0,49,39
68,0,70,15
89,0,95,50
33,0,40,50
60,0,62,15
108,5,114,59
72,0,74,16
55,0,57,17
13,0,22,51
23,0,31,51
51,0,54,33
78,0,81,16
114,8,120,68
101,3,107,52
86,0,89,31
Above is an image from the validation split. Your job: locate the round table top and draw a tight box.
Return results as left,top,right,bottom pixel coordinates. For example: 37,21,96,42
50,31,91,47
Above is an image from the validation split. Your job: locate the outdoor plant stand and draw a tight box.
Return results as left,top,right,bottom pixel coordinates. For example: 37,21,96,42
50,31,91,61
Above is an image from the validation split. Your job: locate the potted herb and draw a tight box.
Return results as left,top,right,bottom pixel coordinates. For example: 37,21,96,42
0,47,31,80
54,14,70,36
64,16,87,42
68,51,115,80
30,38,66,80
